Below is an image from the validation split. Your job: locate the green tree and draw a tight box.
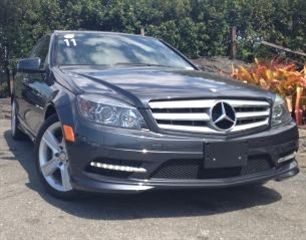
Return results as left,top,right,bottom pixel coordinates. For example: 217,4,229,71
0,0,305,76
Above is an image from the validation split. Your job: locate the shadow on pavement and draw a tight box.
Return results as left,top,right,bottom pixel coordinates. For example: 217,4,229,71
4,130,282,220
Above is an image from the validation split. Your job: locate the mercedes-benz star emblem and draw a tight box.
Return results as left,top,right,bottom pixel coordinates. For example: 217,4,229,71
210,101,236,131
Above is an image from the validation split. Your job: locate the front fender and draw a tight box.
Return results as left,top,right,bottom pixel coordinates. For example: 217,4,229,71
42,83,77,132
52,90,76,129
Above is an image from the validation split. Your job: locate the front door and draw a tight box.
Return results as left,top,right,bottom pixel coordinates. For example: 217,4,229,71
20,36,52,134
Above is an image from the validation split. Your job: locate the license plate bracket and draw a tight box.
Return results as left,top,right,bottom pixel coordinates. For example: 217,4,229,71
204,141,248,169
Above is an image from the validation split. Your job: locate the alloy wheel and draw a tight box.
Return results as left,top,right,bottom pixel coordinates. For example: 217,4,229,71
38,122,72,192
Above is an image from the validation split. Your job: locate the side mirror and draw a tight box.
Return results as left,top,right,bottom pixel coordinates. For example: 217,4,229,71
17,58,43,73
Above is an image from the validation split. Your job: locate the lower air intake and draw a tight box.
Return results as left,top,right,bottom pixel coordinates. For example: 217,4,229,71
151,156,274,180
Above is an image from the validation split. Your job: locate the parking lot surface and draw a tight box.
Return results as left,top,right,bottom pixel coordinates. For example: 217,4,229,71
0,119,306,240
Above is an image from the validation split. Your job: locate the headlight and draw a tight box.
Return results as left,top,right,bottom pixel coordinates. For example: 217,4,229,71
77,94,147,130
271,94,292,126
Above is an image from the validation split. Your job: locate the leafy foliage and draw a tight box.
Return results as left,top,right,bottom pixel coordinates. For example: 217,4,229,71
0,0,305,69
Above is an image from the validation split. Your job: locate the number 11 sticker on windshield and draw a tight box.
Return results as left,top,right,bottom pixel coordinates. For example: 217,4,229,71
64,34,77,47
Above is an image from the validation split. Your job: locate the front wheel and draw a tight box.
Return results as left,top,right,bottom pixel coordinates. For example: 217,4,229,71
35,114,79,200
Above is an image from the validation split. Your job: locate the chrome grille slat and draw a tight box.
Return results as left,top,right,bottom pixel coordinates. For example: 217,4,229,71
232,119,269,132
158,124,217,133
149,99,271,134
236,110,270,120
223,100,270,107
152,113,210,121
149,100,215,109
149,99,270,109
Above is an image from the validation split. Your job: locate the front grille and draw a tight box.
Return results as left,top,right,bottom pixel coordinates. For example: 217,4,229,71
151,156,273,180
149,99,271,134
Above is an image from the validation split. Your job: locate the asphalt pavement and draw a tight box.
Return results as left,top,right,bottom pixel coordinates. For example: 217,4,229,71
0,119,306,240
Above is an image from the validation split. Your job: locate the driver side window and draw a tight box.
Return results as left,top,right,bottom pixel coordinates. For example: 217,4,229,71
29,36,50,68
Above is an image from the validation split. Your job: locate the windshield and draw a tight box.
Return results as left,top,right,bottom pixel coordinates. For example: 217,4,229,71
53,32,194,70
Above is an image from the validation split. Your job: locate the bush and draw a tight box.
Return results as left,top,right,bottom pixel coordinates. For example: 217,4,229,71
0,0,305,67
231,59,306,96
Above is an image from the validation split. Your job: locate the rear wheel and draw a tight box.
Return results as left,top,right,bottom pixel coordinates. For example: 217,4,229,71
11,100,27,140
35,114,79,200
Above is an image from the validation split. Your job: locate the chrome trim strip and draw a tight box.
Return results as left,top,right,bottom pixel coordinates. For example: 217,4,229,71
277,151,296,163
236,110,270,120
149,99,270,109
225,100,270,107
157,124,218,133
231,119,269,132
158,119,269,134
149,100,215,109
152,112,210,121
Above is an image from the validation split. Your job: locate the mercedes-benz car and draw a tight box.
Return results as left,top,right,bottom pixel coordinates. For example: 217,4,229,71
12,31,299,199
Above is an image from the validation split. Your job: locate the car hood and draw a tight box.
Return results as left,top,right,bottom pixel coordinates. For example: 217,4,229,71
56,66,274,108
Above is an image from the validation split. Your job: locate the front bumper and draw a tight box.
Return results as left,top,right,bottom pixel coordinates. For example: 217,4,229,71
67,119,299,193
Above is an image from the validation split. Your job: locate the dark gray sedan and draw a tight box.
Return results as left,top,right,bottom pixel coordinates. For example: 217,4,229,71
12,31,299,199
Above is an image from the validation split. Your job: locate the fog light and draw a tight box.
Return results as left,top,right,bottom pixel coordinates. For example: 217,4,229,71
90,162,147,173
277,151,296,164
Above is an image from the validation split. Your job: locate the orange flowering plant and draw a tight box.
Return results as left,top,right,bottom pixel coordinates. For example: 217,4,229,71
231,59,306,97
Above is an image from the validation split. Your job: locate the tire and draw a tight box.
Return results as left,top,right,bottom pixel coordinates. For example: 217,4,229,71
11,100,27,140
35,114,79,200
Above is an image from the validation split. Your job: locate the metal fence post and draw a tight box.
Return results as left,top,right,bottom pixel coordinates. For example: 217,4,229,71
140,27,145,36
230,26,237,59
